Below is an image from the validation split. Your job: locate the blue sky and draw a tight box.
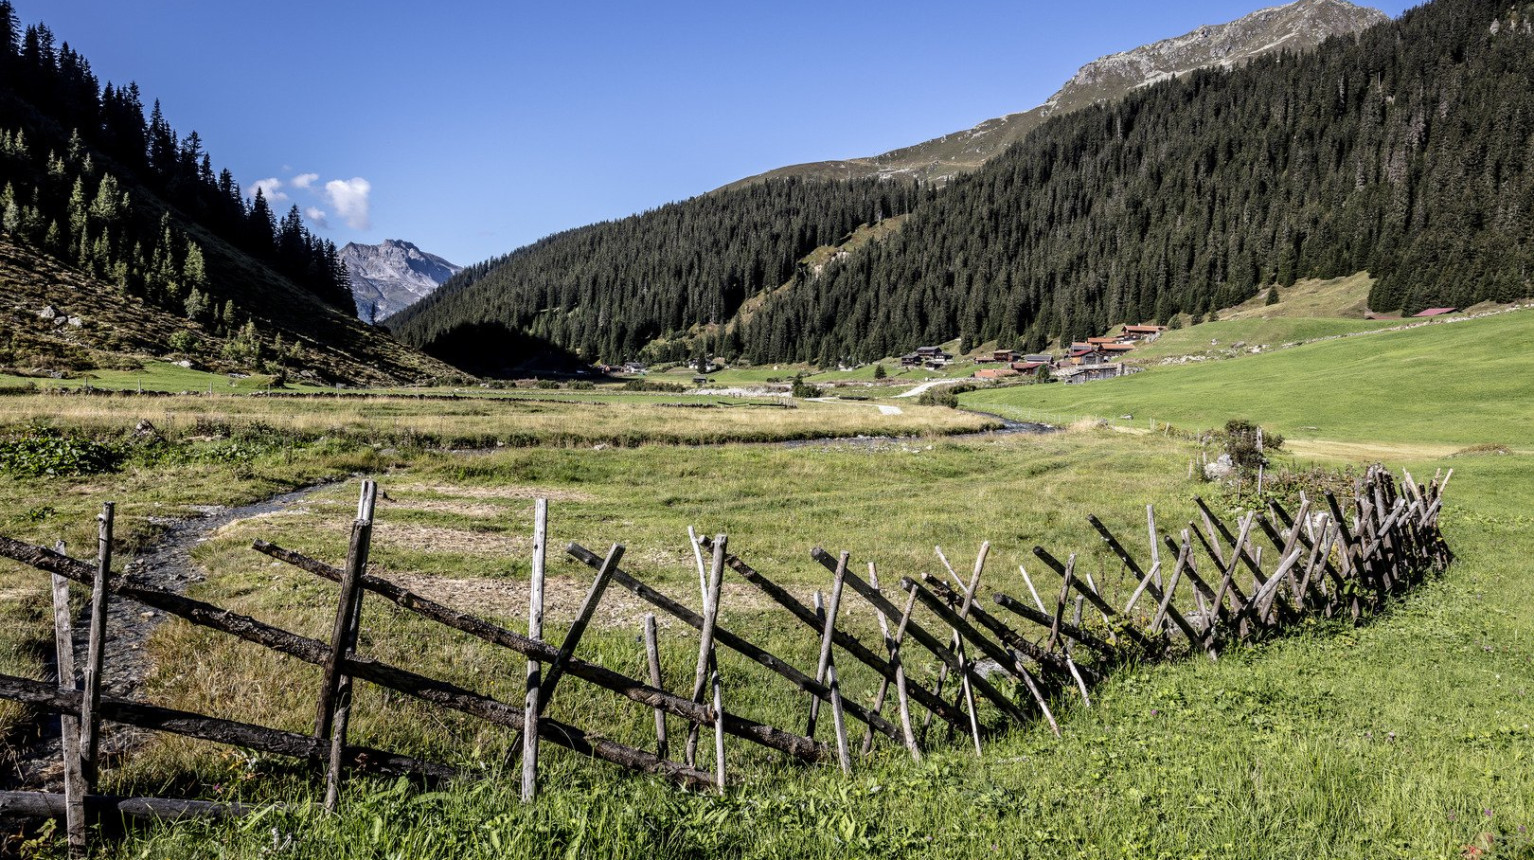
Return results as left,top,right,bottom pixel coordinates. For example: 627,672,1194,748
26,0,1416,267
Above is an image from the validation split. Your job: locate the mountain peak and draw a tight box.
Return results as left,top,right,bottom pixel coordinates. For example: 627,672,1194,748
339,240,463,324
720,0,1388,190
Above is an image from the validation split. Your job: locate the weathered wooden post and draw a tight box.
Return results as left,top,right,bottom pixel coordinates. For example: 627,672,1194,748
79,502,113,787
318,480,376,812
49,540,86,858
521,498,547,803
643,614,668,759
684,536,726,767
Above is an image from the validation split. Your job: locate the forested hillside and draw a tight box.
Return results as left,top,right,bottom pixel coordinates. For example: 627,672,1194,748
399,0,1533,370
0,2,455,384
736,0,1534,361
390,178,925,364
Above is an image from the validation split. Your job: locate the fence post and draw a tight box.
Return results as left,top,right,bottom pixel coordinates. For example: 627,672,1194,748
522,498,548,803
49,541,86,858
643,614,668,758
319,480,376,812
79,502,113,787
684,536,726,767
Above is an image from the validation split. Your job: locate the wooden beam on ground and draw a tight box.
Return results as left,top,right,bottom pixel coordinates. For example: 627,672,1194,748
0,673,456,781
0,791,260,823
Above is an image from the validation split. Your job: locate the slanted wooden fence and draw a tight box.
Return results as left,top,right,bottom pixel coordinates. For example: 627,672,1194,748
0,465,1450,855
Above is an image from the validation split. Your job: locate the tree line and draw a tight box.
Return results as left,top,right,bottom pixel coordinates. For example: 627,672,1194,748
0,0,356,339
736,0,1534,362
389,177,924,364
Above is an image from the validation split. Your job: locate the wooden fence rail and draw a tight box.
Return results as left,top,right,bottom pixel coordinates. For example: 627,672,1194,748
0,464,1449,855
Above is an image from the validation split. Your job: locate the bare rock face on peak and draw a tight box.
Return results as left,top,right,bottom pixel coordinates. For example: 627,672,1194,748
721,0,1389,190
340,239,463,323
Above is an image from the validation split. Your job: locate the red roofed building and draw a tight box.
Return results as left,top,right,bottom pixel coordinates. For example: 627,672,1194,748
1412,307,1458,318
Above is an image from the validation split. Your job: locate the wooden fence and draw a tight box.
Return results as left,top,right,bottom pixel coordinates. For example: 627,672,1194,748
0,465,1450,855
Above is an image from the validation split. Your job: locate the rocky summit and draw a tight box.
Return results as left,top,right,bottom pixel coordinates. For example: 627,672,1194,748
340,239,463,323
721,0,1389,189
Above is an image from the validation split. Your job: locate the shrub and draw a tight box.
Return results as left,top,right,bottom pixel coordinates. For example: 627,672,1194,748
1220,419,1283,471
917,383,975,408
569,380,595,390
0,426,123,477
918,388,958,408
790,375,822,398
621,379,686,393
873,364,887,380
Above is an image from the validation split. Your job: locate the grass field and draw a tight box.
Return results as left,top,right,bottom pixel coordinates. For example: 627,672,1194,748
0,389,993,448
967,307,1534,451
1,304,1532,858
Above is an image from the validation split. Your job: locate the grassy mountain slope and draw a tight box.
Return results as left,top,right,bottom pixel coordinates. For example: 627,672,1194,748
0,235,457,385
400,0,1530,373
965,304,1534,450
732,0,1534,363
0,4,458,385
720,0,1388,190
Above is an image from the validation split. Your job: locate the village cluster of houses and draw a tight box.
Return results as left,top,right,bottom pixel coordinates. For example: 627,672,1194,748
965,323,1167,383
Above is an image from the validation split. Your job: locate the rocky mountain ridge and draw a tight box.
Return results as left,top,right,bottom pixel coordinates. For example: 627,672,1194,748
721,0,1388,190
341,239,462,323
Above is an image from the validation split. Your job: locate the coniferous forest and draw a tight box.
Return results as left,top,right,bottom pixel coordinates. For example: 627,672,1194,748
0,0,356,337
392,178,926,365
394,0,1534,368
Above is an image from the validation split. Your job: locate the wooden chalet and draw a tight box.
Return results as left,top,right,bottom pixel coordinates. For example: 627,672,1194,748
1120,324,1166,341
901,346,953,369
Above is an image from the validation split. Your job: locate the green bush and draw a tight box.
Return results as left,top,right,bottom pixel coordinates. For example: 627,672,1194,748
622,379,686,393
1221,419,1283,470
918,388,958,408
918,383,978,408
0,426,123,477
168,330,200,353
790,375,822,398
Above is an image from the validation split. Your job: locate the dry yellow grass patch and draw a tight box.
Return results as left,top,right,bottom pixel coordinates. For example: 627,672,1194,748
386,572,804,632
1284,438,1463,463
371,522,528,557
392,483,597,503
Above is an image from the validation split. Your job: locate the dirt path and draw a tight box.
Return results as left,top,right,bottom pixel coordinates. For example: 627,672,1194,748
3,483,336,790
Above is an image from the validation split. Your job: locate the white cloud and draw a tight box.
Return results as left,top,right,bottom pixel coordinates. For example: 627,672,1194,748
291,172,319,190
324,177,372,230
250,177,288,202
304,206,329,228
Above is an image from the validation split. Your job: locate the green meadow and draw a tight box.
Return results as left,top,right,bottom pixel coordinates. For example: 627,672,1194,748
0,306,1531,858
